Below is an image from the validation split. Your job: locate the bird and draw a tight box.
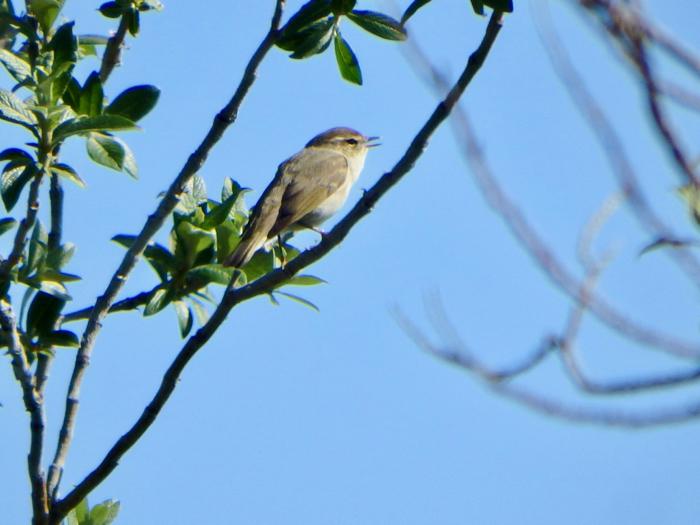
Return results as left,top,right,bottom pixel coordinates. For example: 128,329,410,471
224,127,379,268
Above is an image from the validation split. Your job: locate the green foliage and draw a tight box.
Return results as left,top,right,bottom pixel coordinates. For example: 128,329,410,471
65,497,120,525
276,0,405,85
112,176,326,337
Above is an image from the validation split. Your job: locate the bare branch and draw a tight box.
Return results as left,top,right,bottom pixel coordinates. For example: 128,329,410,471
49,10,507,520
46,0,287,506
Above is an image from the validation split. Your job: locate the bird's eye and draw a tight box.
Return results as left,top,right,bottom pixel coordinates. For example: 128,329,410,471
345,138,358,145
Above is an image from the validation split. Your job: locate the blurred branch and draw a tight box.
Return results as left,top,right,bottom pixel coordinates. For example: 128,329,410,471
46,0,287,510
534,1,700,285
51,10,508,520
397,297,700,428
574,0,700,186
405,21,700,359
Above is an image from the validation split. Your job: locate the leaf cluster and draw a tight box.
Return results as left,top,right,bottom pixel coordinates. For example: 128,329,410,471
111,176,325,338
276,0,407,85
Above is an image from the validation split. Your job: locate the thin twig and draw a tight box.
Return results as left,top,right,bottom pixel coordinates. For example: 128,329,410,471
0,301,48,523
46,0,287,508
61,290,152,323
50,11,506,521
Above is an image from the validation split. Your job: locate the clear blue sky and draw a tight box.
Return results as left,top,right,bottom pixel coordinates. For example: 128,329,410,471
3,1,700,523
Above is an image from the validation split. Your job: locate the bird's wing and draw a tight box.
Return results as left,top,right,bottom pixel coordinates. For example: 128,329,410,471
270,148,348,236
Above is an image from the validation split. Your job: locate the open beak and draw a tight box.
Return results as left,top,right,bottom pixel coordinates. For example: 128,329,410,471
365,135,381,148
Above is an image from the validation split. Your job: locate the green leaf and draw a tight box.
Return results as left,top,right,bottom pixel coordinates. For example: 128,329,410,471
37,269,81,282
46,241,75,270
175,221,216,267
51,163,86,188
28,0,64,34
26,291,65,337
53,115,138,144
189,298,209,325
173,300,193,338
186,264,234,286
89,499,120,525
86,132,137,178
112,234,174,280
177,175,208,215
0,89,38,131
26,220,48,276
0,147,33,163
330,0,356,15
285,274,327,286
483,0,513,13
78,34,110,46
41,329,79,347
679,184,700,228
278,0,332,45
105,84,160,122
98,2,122,18
62,77,81,112
126,7,140,36
0,217,16,236
215,221,240,264
1,163,37,212
36,280,71,300
66,497,89,525
0,48,32,84
79,71,104,117
333,33,362,85
45,62,75,104
49,21,77,66
201,195,238,230
289,18,335,59
139,0,164,12
276,291,320,312
347,10,407,41
470,0,485,15
241,250,275,282
144,286,172,316
401,0,432,24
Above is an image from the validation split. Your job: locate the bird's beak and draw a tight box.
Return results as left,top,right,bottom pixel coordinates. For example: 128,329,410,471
365,136,381,148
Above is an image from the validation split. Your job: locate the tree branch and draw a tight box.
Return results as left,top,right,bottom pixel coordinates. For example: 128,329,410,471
99,15,129,83
0,300,48,524
46,0,287,508
50,10,506,521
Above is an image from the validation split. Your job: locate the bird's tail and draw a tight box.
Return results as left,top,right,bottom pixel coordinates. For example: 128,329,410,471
224,232,266,268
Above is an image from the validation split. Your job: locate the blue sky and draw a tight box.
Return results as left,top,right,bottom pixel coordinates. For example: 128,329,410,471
2,1,700,523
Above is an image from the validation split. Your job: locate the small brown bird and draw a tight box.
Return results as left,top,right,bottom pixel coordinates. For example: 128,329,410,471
224,127,379,268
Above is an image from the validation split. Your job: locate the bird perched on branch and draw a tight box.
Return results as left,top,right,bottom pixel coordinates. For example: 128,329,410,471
224,127,379,268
